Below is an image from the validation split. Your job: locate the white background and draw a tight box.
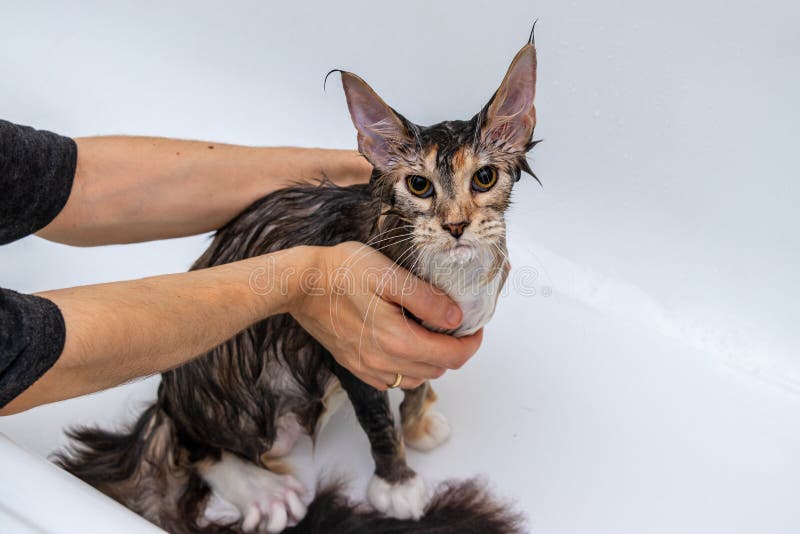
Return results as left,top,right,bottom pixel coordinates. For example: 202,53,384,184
1,1,799,533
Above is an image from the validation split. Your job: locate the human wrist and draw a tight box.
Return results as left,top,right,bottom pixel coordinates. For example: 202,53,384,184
316,148,371,186
240,245,323,318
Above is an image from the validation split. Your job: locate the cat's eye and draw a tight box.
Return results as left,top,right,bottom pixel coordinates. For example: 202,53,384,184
472,166,498,192
406,175,434,198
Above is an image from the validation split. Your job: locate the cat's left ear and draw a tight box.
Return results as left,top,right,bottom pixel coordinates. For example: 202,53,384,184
339,71,415,169
479,42,538,152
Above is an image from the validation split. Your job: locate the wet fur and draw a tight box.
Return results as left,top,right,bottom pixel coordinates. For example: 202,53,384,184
56,179,521,533
57,33,538,534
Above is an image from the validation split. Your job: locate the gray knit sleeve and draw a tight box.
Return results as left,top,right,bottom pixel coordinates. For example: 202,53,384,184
0,119,75,407
0,119,77,245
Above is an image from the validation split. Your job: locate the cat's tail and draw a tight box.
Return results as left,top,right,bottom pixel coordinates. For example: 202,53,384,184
55,408,524,532
288,478,525,533
53,403,204,531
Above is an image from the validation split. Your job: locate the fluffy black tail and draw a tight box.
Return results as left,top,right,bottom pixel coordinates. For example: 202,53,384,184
53,404,207,531
54,404,159,489
56,407,524,533
289,479,525,533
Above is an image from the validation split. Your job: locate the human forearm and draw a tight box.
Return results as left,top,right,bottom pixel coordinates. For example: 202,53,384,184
37,136,372,246
1,242,482,415
0,246,314,415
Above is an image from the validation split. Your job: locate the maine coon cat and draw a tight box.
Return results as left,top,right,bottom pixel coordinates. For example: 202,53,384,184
58,28,539,533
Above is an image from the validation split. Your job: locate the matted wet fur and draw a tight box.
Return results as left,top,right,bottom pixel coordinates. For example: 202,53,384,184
56,27,540,533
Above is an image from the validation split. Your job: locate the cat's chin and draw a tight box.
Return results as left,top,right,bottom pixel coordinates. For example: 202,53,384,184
418,245,478,274
434,241,493,267
446,243,475,264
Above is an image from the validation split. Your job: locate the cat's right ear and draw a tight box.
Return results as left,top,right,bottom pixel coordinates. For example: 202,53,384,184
478,40,538,153
338,71,414,169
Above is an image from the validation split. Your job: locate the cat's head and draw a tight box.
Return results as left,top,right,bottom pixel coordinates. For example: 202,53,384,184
339,33,538,267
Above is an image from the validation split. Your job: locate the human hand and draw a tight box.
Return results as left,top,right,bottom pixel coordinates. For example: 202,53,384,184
288,242,483,390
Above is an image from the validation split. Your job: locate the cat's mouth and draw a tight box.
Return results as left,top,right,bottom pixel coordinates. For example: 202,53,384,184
444,242,476,264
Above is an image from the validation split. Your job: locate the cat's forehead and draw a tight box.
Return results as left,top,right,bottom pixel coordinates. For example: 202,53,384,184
420,119,476,146
413,119,479,176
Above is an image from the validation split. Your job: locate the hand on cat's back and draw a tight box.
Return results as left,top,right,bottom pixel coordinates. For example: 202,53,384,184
288,241,482,391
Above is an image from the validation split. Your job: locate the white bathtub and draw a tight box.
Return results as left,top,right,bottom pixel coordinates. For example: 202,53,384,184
0,433,162,533
1,1,798,533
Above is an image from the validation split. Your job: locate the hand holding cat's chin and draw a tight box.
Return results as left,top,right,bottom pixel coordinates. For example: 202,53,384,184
285,241,483,391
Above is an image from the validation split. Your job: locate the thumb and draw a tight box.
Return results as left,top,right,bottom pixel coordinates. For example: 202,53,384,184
382,269,463,330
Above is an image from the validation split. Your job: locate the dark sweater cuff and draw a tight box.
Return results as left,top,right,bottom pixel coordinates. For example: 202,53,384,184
0,120,77,245
0,289,66,408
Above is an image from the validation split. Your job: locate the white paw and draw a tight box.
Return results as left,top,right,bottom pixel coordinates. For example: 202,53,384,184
367,473,427,520
200,452,307,533
404,410,451,451
201,492,244,527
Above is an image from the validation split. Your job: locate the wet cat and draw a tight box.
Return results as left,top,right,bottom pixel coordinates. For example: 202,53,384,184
57,27,539,533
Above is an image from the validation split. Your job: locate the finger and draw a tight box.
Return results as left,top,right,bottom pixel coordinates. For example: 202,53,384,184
374,370,426,391
361,305,449,378
400,324,484,369
376,266,463,331
371,354,446,381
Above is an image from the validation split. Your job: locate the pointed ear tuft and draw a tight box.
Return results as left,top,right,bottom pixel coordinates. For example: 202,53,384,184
339,71,414,169
480,43,538,152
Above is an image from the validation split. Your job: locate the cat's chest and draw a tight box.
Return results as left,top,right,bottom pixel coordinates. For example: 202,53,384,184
419,253,507,337
447,272,505,336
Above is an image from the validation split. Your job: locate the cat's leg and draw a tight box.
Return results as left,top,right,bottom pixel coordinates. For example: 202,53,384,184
197,451,307,533
400,382,452,451
334,363,428,520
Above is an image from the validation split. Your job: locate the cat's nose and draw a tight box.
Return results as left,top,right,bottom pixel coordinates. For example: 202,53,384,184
442,221,469,239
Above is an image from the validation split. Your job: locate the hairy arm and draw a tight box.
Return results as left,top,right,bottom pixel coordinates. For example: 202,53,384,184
0,247,309,415
0,243,480,415
36,137,372,246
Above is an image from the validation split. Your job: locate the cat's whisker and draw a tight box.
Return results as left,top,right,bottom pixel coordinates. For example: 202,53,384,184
358,243,417,368
344,229,411,262
338,230,414,271
330,232,403,332
490,242,511,274
332,237,414,337
490,240,508,258
396,246,432,341
329,231,412,301
336,236,416,335
492,240,509,256
330,233,415,337
340,234,415,273
366,243,421,359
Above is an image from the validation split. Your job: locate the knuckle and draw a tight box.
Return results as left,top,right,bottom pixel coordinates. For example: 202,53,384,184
371,358,390,373
390,338,413,359
362,352,380,370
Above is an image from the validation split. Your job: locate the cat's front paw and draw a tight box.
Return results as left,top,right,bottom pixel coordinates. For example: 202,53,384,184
404,410,451,451
367,473,428,520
